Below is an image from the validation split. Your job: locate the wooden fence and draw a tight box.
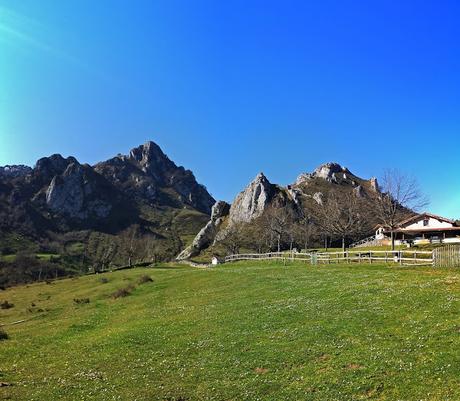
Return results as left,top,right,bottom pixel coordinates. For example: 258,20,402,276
224,249,434,266
433,245,460,267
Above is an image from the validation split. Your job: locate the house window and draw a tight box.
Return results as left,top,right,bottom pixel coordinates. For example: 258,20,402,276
423,218,429,227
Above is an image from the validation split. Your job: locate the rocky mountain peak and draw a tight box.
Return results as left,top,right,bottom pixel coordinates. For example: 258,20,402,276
229,172,275,224
128,141,175,174
313,162,349,180
35,154,79,178
295,162,351,185
93,141,215,214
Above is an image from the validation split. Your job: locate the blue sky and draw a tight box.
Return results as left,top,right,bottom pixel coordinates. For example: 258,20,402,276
0,0,459,218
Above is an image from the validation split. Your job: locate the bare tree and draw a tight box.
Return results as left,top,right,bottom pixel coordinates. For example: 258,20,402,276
315,192,371,252
245,219,272,253
263,206,295,252
88,234,118,272
220,223,246,255
375,169,429,250
294,213,316,252
119,225,141,267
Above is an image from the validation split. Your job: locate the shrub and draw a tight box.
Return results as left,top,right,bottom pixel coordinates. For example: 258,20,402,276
73,298,90,304
0,300,14,309
112,285,135,299
138,275,153,284
0,329,8,341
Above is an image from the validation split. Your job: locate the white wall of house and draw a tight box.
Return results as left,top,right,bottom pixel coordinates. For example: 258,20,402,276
373,214,460,246
404,216,453,230
376,227,385,239
443,237,460,244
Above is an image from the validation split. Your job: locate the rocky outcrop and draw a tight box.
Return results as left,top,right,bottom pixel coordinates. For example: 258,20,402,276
295,173,313,185
45,162,112,220
313,192,323,205
354,185,364,198
370,177,379,192
177,200,230,259
228,173,275,224
312,162,349,182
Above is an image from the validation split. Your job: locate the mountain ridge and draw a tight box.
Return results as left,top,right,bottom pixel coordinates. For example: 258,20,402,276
0,141,214,263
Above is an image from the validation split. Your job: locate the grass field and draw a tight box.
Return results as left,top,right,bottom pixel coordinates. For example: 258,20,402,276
1,262,459,400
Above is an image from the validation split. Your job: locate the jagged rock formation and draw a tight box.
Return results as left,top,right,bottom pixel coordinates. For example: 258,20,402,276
228,173,275,224
45,162,113,219
313,192,324,205
353,185,364,198
370,177,379,192
177,200,230,259
313,162,349,181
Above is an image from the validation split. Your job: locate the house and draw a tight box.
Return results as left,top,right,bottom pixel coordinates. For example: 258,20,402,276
211,256,222,265
376,212,460,246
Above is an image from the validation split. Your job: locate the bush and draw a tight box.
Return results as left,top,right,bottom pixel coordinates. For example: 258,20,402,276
73,298,90,304
0,329,8,341
138,275,153,284
0,300,14,309
112,284,135,299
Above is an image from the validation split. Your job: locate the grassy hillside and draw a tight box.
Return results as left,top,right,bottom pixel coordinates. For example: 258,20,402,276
1,262,459,400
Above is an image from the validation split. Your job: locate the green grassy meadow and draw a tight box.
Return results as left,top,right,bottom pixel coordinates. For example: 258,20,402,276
1,262,459,400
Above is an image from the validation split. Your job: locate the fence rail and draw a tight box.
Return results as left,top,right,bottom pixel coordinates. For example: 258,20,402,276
224,249,435,266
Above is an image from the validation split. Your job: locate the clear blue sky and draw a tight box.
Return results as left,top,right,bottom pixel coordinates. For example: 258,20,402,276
0,0,459,218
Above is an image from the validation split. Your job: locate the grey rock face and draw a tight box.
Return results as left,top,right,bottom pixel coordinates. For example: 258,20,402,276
313,162,348,181
313,192,323,205
370,177,379,192
354,185,364,197
228,173,274,224
295,173,313,185
287,187,302,205
177,200,230,260
129,141,176,181
46,163,112,219
211,200,231,221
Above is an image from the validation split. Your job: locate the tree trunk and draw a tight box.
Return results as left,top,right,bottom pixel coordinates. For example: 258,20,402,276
391,231,395,251
128,256,132,268
324,236,328,251
342,236,346,253
277,235,281,253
